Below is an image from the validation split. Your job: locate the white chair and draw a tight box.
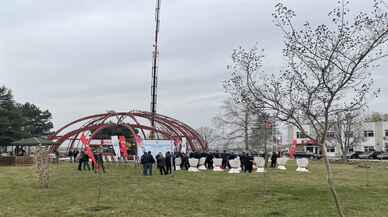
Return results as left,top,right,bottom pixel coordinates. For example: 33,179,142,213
188,158,199,172
296,158,309,172
277,157,288,170
255,157,266,173
198,157,207,170
213,158,224,172
175,157,182,171
228,158,241,174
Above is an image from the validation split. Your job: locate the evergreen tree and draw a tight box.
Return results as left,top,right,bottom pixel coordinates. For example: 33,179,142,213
0,86,24,145
0,85,54,144
17,102,53,137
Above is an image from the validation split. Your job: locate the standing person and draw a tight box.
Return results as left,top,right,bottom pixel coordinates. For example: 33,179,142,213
95,152,105,173
69,150,74,163
77,151,83,171
205,153,214,170
140,152,148,176
146,151,155,176
179,153,184,170
91,150,96,171
271,152,278,168
73,149,79,163
204,153,210,169
240,152,246,172
134,155,140,168
165,151,172,174
247,153,254,173
181,153,189,170
82,152,91,171
156,152,167,175
222,151,230,170
54,150,60,164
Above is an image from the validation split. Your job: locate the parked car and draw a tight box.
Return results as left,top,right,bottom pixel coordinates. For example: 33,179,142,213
295,151,318,159
358,151,382,159
376,152,388,160
345,151,363,159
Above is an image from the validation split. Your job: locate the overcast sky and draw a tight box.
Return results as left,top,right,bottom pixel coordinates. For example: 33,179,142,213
1,0,387,130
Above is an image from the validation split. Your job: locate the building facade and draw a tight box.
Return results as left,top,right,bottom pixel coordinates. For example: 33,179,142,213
286,120,388,158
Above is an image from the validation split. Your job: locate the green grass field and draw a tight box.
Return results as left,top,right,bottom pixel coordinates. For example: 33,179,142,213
0,160,388,217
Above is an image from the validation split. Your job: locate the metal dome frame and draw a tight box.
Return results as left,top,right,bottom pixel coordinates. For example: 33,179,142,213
49,110,208,153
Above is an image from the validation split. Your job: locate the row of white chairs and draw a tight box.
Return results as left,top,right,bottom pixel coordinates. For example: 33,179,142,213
176,157,310,173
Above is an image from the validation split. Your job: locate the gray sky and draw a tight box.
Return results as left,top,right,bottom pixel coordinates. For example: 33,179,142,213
1,0,387,130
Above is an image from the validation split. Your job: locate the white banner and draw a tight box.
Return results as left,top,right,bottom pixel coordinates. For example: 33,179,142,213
111,136,121,158
137,140,173,158
181,139,187,153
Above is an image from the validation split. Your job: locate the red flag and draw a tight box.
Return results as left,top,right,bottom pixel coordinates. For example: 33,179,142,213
174,137,182,152
80,133,89,146
119,136,128,160
134,134,143,147
289,139,297,159
80,133,97,170
174,137,182,146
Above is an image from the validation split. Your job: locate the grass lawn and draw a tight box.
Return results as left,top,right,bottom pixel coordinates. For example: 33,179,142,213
1,160,388,217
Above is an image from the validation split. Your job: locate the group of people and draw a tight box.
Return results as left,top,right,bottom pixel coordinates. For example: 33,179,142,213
142,151,267,173
74,149,105,173
140,151,156,176
155,151,174,175
71,148,281,176
140,151,177,176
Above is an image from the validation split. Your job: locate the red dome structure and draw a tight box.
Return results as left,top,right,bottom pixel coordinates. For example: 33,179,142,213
49,111,207,153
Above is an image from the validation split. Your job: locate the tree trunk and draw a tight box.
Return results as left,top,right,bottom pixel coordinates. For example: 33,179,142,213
321,142,346,217
340,142,347,162
244,106,249,151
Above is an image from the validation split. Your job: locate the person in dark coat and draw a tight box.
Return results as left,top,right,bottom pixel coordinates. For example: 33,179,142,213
77,151,83,171
246,153,254,173
141,151,155,176
68,150,74,162
140,152,148,176
95,152,105,173
73,149,79,163
82,152,91,171
222,151,231,170
165,151,172,174
179,153,187,170
271,152,278,168
240,152,247,172
156,152,167,175
205,153,214,170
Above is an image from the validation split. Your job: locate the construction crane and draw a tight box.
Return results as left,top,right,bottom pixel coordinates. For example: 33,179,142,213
150,0,161,138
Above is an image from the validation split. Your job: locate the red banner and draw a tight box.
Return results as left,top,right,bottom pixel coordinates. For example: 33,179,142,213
174,137,182,152
119,136,128,160
80,133,97,170
174,137,182,146
289,139,297,159
134,134,143,147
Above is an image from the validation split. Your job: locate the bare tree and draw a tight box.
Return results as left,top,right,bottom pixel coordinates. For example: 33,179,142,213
212,98,262,151
333,112,365,160
225,1,388,217
220,44,267,152
196,126,219,150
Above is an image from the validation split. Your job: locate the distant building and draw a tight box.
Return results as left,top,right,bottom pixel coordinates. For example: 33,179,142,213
358,121,388,152
285,120,388,158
